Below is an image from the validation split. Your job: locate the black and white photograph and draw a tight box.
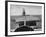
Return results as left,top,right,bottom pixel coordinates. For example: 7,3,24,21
6,1,45,36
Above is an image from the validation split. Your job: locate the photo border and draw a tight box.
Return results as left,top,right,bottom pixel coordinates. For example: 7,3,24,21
5,1,45,36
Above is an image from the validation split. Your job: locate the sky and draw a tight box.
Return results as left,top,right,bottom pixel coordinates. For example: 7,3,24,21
10,4,42,16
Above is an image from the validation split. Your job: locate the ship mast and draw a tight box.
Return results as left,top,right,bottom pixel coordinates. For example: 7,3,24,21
23,8,25,16
22,8,26,26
